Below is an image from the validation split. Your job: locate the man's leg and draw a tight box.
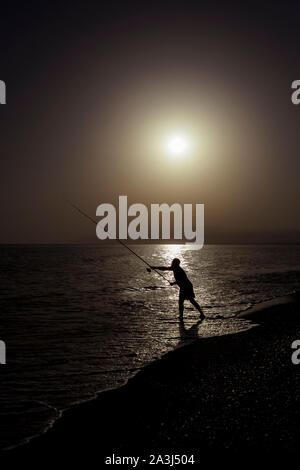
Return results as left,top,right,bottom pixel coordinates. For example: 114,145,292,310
190,298,205,319
179,294,184,318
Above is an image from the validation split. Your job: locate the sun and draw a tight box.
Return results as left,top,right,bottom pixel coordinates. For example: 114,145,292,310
166,134,189,156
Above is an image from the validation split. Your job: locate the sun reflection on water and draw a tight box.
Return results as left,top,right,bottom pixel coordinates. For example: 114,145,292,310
160,244,189,265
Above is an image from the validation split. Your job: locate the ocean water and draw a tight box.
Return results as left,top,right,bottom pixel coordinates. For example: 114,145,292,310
0,244,300,450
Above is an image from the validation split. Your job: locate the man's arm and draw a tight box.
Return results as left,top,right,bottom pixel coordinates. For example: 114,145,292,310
150,265,173,271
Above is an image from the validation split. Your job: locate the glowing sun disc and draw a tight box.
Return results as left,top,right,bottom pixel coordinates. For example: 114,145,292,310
166,135,189,156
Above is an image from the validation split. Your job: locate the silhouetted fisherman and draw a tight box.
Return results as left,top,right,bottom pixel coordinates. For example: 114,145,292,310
150,258,205,319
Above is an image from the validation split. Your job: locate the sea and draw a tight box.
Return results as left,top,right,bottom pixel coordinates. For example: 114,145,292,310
0,244,300,450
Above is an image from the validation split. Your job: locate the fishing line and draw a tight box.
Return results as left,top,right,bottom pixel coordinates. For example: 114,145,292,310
66,200,173,286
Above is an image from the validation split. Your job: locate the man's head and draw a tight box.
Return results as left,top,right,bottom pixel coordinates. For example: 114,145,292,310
171,258,180,268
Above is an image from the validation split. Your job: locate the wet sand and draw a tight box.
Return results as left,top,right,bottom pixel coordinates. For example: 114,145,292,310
10,293,300,464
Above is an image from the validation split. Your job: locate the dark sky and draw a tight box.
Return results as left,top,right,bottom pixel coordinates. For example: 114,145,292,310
0,1,299,243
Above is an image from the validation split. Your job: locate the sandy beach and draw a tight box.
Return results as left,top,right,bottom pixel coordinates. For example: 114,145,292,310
8,292,299,464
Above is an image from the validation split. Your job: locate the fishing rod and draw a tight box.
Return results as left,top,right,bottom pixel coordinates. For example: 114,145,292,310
66,200,173,286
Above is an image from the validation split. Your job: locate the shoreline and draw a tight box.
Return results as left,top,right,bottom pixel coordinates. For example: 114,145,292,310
9,292,300,461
